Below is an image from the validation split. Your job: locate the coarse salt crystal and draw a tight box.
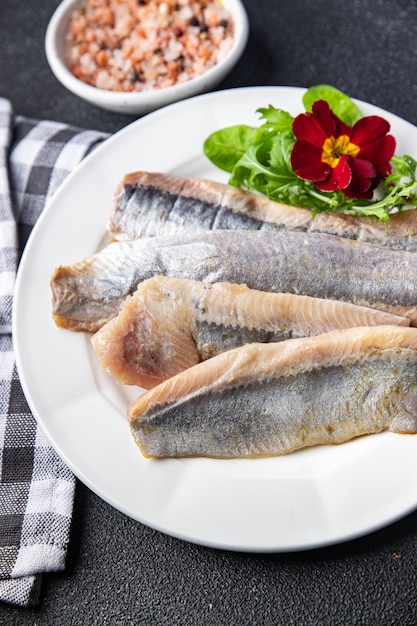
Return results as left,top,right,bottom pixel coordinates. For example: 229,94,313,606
65,0,235,92
80,52,96,73
164,39,184,62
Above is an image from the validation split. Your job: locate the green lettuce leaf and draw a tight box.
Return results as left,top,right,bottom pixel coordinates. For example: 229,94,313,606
203,125,265,173
302,84,362,126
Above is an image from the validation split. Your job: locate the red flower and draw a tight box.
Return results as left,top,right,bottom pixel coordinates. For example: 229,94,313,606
290,100,396,199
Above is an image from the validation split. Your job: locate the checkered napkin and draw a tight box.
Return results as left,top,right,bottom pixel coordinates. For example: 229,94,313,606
0,97,107,606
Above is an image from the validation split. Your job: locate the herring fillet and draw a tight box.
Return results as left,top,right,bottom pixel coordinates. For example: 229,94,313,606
51,230,417,332
128,326,417,459
109,170,417,251
91,276,410,389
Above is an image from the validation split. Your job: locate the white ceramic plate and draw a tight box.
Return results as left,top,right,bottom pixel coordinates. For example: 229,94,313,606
13,87,417,552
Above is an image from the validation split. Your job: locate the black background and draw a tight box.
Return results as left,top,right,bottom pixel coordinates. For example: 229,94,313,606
2,0,417,623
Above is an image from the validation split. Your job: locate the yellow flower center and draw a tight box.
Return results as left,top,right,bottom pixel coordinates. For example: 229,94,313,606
321,134,360,168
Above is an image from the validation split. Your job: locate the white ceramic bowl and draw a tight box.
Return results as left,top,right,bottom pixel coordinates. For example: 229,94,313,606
45,0,249,116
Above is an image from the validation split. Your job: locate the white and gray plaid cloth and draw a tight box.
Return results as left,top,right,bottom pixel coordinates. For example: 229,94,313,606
0,97,107,606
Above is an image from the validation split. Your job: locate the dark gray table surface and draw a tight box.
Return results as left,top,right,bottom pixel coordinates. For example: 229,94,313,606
2,0,417,624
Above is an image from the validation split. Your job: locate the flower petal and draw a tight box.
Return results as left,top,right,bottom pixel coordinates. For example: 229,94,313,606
351,116,396,163
315,155,351,192
343,185,374,200
292,112,329,148
310,100,338,137
376,162,392,178
351,115,391,145
349,157,377,180
359,134,396,165
290,140,330,181
342,157,377,199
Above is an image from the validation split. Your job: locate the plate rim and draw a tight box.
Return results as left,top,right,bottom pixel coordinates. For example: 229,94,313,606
12,85,417,552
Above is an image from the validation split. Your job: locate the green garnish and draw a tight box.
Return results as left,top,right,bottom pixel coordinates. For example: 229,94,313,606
203,85,417,221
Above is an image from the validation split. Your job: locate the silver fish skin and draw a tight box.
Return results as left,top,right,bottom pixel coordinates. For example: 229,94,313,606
109,171,417,251
51,230,417,333
128,326,417,459
91,276,410,389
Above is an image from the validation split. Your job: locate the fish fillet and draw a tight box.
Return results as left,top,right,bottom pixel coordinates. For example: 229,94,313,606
128,326,417,458
91,276,410,389
51,230,417,332
109,171,417,250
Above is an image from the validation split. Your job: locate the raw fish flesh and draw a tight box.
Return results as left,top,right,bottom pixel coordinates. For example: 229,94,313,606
109,171,417,250
91,276,409,389
51,230,417,332
128,326,417,458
